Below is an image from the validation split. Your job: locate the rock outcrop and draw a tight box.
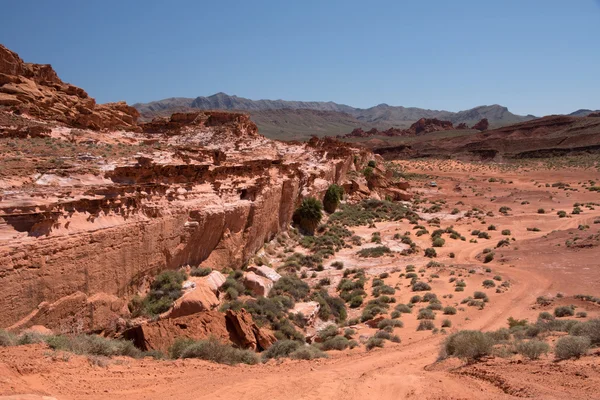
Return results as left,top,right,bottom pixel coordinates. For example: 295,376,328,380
123,309,275,353
0,45,410,335
0,44,139,131
342,118,454,138
472,118,489,131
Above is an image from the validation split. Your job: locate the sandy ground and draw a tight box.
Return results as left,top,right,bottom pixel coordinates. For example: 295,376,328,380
3,160,600,400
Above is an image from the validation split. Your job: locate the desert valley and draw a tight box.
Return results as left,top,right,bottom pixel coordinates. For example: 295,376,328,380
1,18,600,400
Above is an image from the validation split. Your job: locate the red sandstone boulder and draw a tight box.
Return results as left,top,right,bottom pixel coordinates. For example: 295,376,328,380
162,282,219,319
243,271,274,297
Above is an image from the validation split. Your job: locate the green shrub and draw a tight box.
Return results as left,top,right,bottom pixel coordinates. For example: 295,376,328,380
323,184,345,214
441,319,452,328
262,340,302,360
377,319,404,330
554,306,575,318
46,334,141,358
179,337,259,365
357,246,391,258
290,345,328,360
424,248,437,258
441,330,494,360
569,319,600,345
292,197,323,234
190,267,212,277
483,253,494,263
538,311,554,321
417,320,435,331
412,282,431,292
395,304,412,313
417,309,435,320
443,306,457,315
320,336,350,351
270,276,310,301
365,337,385,350
482,279,495,288
554,336,590,359
516,340,549,360
0,330,16,347
432,237,445,247
367,160,377,168
501,229,511,235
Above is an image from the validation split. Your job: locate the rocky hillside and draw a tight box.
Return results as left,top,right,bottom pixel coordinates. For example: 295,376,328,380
133,93,534,140
0,45,408,342
0,45,139,131
373,114,600,160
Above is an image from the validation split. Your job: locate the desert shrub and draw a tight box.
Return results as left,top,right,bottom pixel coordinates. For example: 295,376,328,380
487,225,496,231
441,330,494,360
441,319,452,328
478,232,490,239
417,320,435,331
417,309,435,320
501,229,511,235
312,290,347,322
538,311,554,321
367,160,377,168
349,295,363,308
331,261,344,270
46,334,141,358
432,237,445,247
17,332,46,345
131,270,187,317
473,291,489,301
292,197,323,235
317,325,339,341
365,337,385,350
577,311,588,318
423,292,438,302
443,306,457,315
554,336,590,359
424,248,437,258
290,345,328,360
537,208,545,214
483,253,494,263
190,267,212,277
412,282,431,292
569,319,600,345
372,285,395,297
270,276,310,301
427,302,443,311
554,305,575,318
320,335,350,351
516,340,550,360
395,304,412,314
0,330,16,347
357,246,391,258
344,328,356,339
179,337,258,365
323,184,345,214
262,340,302,360
482,280,495,288
360,298,390,322
557,210,567,218
378,319,404,330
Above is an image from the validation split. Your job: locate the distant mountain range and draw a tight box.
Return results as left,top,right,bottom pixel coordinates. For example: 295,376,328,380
134,93,540,140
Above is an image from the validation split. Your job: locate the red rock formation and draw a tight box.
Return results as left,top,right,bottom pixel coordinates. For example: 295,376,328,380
0,44,139,131
588,112,600,118
456,122,468,129
472,118,489,131
409,118,453,134
123,309,276,353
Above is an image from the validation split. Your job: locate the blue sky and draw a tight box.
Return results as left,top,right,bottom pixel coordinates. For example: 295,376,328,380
1,0,599,115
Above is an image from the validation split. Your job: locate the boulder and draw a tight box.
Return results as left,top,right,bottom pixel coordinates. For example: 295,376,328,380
162,282,219,319
123,309,275,353
225,309,276,351
248,265,281,282
203,271,227,293
243,271,274,297
292,301,320,326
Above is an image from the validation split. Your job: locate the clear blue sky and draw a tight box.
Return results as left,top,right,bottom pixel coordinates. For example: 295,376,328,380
2,0,599,115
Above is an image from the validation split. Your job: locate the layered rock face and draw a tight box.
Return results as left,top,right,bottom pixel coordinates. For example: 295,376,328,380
343,118,456,138
0,44,139,130
0,44,409,338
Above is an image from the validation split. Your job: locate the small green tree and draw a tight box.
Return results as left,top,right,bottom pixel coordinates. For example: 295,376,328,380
323,184,345,213
292,197,323,235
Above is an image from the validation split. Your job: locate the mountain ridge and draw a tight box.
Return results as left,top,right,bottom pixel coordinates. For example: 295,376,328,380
133,93,537,140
